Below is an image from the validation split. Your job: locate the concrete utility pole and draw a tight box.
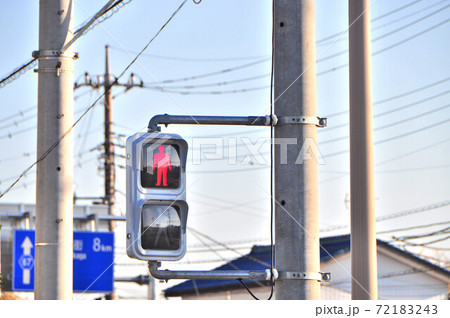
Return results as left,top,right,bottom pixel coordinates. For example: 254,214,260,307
349,0,378,300
273,0,320,299
35,0,75,299
103,45,116,300
104,45,116,232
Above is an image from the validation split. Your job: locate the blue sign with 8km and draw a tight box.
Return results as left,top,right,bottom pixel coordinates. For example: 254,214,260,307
13,230,114,293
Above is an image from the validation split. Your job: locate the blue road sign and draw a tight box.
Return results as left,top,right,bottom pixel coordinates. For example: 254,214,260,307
13,229,35,291
73,231,114,293
13,230,114,293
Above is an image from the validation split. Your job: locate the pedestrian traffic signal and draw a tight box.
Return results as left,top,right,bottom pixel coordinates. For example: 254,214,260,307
126,132,189,261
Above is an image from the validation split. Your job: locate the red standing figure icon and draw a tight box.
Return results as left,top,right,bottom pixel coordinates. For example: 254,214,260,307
152,145,172,187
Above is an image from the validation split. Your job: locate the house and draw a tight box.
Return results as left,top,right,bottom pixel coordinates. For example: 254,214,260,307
164,235,450,300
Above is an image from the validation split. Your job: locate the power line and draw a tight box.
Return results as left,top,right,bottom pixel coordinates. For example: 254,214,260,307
377,220,450,235
0,113,36,131
0,0,190,200
323,116,450,158
323,87,450,132
0,106,36,124
0,58,37,89
393,234,450,247
0,0,130,91
317,17,450,77
143,73,269,90
317,0,448,47
143,85,269,95
372,0,448,32
394,226,450,241
317,3,450,63
376,136,450,166
373,16,450,56
0,152,35,164
372,0,423,22
320,199,450,233
145,58,270,85
316,0,423,44
109,45,269,62
187,227,271,268
320,101,450,145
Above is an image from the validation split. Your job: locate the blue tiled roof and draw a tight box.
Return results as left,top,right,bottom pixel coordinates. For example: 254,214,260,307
164,234,351,297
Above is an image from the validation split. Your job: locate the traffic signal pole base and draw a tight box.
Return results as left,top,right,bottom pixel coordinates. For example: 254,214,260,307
148,261,330,283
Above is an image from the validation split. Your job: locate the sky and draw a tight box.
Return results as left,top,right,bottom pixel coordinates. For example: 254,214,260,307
0,0,449,299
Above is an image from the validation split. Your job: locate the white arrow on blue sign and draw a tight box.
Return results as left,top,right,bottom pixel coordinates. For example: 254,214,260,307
13,229,114,293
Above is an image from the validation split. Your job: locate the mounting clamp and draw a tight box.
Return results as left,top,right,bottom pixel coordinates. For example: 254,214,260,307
278,271,331,282
276,116,327,128
32,50,79,59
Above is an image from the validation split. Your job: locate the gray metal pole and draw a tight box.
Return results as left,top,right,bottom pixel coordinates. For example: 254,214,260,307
104,45,116,232
349,0,378,300
147,274,156,300
274,0,320,299
35,0,75,299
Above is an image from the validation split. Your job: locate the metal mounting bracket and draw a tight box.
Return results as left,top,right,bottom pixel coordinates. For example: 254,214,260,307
32,50,79,59
276,116,327,128
148,261,271,281
34,67,73,76
148,262,330,283
278,271,331,282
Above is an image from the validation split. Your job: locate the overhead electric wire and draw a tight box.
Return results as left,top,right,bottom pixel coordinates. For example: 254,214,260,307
372,0,448,31
143,85,269,95
320,101,450,145
0,106,36,124
0,125,37,140
0,0,189,200
109,45,269,62
320,199,450,233
0,113,37,131
317,17,450,77
377,220,450,235
187,227,271,268
143,73,269,90
323,90,450,133
0,0,129,90
374,16,450,56
326,76,450,118
0,152,35,164
318,0,448,47
145,58,270,85
323,115,450,158
394,235,450,247
316,0,423,44
317,3,450,63
393,226,450,241
376,136,450,166
0,58,37,89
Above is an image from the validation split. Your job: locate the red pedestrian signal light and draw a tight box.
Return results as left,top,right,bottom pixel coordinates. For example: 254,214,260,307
141,143,181,189
126,132,189,261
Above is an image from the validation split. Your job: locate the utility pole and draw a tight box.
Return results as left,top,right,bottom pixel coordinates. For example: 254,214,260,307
35,0,75,299
103,45,116,300
349,0,378,300
273,0,320,299
104,45,115,232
